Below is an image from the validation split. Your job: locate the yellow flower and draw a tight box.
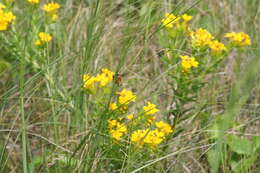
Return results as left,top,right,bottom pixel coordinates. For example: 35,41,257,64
127,114,134,120
95,73,110,87
155,121,173,135
0,3,6,9
101,68,114,81
147,116,156,123
131,129,165,148
83,74,97,89
162,13,180,28
130,129,148,146
109,103,118,111
95,68,114,87
162,12,191,37
38,32,52,42
182,14,193,22
143,102,159,115
27,0,39,4
224,32,251,47
0,7,16,31
190,28,214,48
42,2,60,13
82,69,114,90
209,40,227,54
42,2,60,21
117,89,136,105
35,32,52,46
108,119,127,141
108,119,118,129
180,55,199,72
109,130,123,141
144,129,165,148
0,21,8,31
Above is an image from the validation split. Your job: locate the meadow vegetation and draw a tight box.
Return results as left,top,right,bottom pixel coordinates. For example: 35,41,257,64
0,0,259,172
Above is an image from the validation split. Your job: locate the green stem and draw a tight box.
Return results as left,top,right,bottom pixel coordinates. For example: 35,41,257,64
20,57,27,173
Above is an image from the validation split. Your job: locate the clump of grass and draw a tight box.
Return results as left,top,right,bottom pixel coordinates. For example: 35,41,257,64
0,0,259,172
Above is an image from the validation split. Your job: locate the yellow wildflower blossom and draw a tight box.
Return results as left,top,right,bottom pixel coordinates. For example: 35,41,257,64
82,74,97,89
190,28,214,48
101,68,114,81
27,0,39,4
42,2,60,13
130,129,149,146
109,103,118,111
155,121,173,135
117,89,136,105
95,68,114,87
162,13,192,32
209,40,227,54
95,73,110,87
143,102,159,115
182,14,193,22
162,13,180,28
0,3,6,9
147,115,156,123
180,55,199,72
0,7,16,31
35,32,52,46
108,119,118,129
109,130,123,141
108,119,127,141
127,114,134,120
131,129,166,148
224,32,251,47
42,2,60,21
144,129,165,148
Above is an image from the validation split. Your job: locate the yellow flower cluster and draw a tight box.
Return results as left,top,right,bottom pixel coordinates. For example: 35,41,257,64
155,121,173,135
83,68,114,90
108,119,127,141
127,114,134,120
131,121,173,148
96,68,114,87
109,88,136,112
224,32,251,47
106,85,172,148
190,28,214,48
0,3,16,31
90,70,172,149
209,40,227,54
143,102,159,123
109,103,118,111
162,13,192,30
108,99,173,148
143,102,159,115
117,89,136,105
27,0,39,4
42,2,60,21
180,55,199,72
83,74,96,89
107,103,172,148
35,32,52,46
190,28,227,54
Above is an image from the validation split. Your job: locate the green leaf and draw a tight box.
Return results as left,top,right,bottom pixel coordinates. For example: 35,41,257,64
28,156,44,173
231,155,257,173
226,135,253,155
207,148,220,173
0,59,11,75
253,136,260,152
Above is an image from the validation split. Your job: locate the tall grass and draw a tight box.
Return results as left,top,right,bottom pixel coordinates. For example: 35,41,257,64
0,0,259,172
